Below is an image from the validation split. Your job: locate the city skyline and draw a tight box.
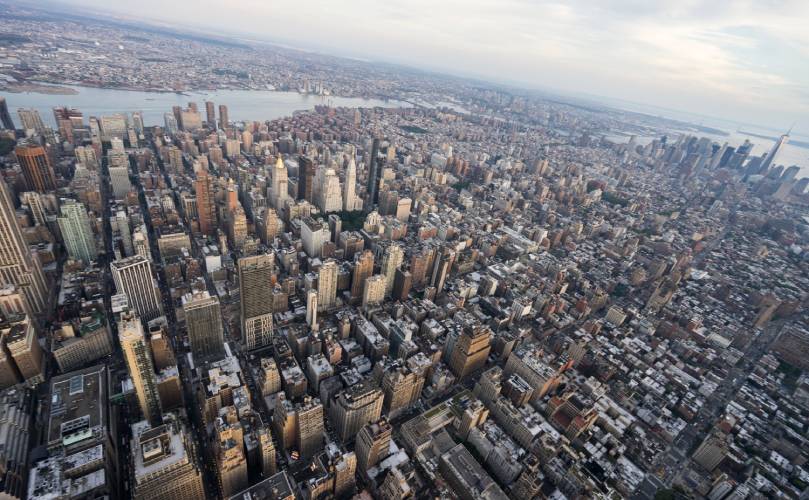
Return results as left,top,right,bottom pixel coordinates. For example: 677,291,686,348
26,0,809,131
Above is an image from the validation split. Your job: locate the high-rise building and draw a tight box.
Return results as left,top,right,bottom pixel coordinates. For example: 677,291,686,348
0,97,14,130
351,250,374,299
760,130,790,171
306,289,318,330
195,167,216,236
449,326,492,380
16,145,56,193
183,290,225,361
316,168,342,213
392,268,411,301
300,216,330,258
119,311,162,425
130,414,205,500
2,315,44,386
329,382,383,442
99,114,127,140
111,255,162,321
355,419,392,476
366,138,381,208
362,275,386,309
295,396,324,459
298,156,316,202
57,198,97,263
238,254,274,350
270,156,289,209
343,157,359,211
317,259,338,312
214,417,248,497
0,180,48,315
380,244,403,296
218,104,229,129
0,385,33,499
16,109,45,135
205,101,216,128
179,107,202,131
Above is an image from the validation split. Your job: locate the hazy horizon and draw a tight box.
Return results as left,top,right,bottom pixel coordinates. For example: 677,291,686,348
11,0,809,134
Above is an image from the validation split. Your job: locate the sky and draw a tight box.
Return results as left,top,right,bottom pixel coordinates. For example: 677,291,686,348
35,0,809,131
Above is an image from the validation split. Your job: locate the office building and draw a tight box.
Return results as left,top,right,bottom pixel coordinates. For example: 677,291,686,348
0,180,48,315
17,109,47,137
301,217,330,259
130,414,205,500
195,167,216,235
0,386,33,499
15,145,56,193
271,156,289,208
449,326,491,380
316,168,342,213
329,381,383,442
229,471,295,500
351,250,374,300
111,255,162,321
57,198,97,263
366,138,382,207
380,243,403,295
306,289,318,330
439,444,508,500
362,275,386,309
2,315,44,386
238,254,274,350
183,290,225,361
99,114,127,140
355,419,392,475
0,97,13,130
51,312,114,373
205,101,216,128
317,259,338,312
392,268,411,301
218,104,229,129
343,157,359,211
119,311,162,425
298,156,316,202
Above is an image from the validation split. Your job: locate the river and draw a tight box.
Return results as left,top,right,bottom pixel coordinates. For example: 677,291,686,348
2,85,408,129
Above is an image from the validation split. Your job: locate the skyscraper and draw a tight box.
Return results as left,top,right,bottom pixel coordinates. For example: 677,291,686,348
366,138,381,208
449,326,492,379
329,382,383,442
298,156,316,202
16,109,45,135
306,289,318,330
2,315,44,385
355,419,392,476
343,157,358,211
111,255,163,321
183,289,225,361
0,97,13,130
205,101,216,129
119,311,162,425
362,275,386,309
238,254,274,350
380,243,404,295
15,145,56,193
57,198,97,263
195,166,216,235
131,414,205,500
315,168,342,213
270,156,289,208
218,104,229,129
351,250,374,299
760,129,790,171
0,180,48,315
317,259,338,312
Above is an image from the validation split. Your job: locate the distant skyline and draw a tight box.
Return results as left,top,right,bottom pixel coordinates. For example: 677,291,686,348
16,0,809,132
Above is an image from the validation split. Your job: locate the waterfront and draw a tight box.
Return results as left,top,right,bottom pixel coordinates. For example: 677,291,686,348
2,85,408,129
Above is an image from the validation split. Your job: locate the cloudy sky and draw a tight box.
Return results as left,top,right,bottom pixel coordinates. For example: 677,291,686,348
52,0,809,130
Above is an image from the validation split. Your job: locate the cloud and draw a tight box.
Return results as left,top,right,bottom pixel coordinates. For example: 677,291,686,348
44,0,809,128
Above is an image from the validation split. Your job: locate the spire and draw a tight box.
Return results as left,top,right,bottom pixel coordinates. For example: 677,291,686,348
275,156,284,169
